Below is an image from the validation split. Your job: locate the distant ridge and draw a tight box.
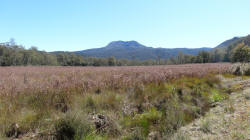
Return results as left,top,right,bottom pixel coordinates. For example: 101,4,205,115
75,41,212,60
105,41,147,49
215,37,240,48
215,35,250,50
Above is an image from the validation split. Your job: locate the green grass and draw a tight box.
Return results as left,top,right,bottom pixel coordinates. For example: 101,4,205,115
210,89,228,103
231,131,246,140
122,107,162,136
223,73,250,79
223,74,238,78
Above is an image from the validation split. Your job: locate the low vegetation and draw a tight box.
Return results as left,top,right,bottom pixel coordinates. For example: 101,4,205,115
0,64,232,139
174,74,250,140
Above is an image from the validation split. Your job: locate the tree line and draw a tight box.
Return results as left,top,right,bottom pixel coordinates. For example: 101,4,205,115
167,41,249,64
0,41,249,66
0,44,160,66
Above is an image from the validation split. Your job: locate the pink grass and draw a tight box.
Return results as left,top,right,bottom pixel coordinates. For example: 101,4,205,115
0,63,231,96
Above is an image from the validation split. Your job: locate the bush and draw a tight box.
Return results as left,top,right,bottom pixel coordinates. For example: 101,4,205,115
230,63,250,76
122,108,162,136
55,119,75,140
209,89,227,103
54,115,92,140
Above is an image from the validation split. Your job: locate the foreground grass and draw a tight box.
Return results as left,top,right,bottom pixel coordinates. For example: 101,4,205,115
174,76,250,140
0,74,228,140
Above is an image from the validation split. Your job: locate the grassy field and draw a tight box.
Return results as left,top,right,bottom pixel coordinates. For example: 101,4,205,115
0,63,232,139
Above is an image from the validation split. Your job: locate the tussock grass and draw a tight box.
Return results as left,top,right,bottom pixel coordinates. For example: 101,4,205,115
200,118,212,133
0,65,230,139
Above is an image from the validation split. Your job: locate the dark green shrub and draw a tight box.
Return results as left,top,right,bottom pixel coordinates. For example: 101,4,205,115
54,116,92,140
55,119,75,140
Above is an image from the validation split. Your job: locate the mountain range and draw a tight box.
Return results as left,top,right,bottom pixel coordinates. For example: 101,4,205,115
75,41,211,60
65,35,249,60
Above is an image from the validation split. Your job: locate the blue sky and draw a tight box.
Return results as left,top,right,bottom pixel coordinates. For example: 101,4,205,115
0,0,250,51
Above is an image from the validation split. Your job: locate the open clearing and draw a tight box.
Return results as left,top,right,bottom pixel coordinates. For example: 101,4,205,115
0,63,249,140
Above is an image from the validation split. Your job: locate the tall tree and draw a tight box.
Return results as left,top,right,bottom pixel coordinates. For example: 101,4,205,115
232,42,250,62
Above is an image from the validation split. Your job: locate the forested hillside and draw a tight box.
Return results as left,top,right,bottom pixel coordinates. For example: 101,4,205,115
217,35,250,62
215,37,240,48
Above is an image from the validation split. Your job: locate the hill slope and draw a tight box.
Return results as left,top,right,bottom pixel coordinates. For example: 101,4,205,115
215,37,240,49
75,41,212,60
215,35,250,50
